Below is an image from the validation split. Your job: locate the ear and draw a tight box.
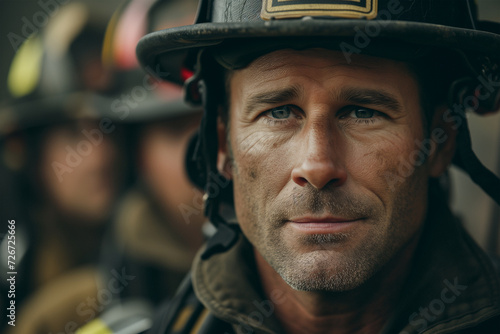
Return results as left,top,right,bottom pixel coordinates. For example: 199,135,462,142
428,105,458,178
216,116,233,179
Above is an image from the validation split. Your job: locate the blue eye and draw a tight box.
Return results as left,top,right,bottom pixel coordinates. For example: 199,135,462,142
351,108,375,118
269,105,292,119
339,106,384,125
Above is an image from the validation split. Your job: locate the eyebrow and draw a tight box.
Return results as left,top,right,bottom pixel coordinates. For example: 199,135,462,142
243,85,403,115
244,85,302,116
336,87,403,114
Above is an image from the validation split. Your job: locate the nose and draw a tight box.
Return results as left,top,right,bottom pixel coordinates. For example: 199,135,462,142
291,123,347,189
84,136,115,170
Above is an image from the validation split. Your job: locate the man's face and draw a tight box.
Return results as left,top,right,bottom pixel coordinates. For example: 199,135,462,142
140,114,205,226
219,49,444,292
40,120,118,223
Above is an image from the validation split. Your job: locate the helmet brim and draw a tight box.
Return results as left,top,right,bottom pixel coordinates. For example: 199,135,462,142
0,92,117,138
137,19,500,84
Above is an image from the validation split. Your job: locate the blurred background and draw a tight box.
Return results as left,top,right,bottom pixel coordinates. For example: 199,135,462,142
0,0,122,102
0,0,204,333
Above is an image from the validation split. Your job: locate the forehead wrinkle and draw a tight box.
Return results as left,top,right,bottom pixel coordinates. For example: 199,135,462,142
247,48,381,74
234,49,414,119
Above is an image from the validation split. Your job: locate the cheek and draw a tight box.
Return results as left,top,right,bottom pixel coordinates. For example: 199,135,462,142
146,143,182,190
232,131,295,196
346,127,424,196
143,135,198,210
231,131,296,236
40,140,78,202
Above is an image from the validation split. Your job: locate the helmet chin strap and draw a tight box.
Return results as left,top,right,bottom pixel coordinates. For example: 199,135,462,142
455,118,500,206
194,67,240,260
450,80,500,206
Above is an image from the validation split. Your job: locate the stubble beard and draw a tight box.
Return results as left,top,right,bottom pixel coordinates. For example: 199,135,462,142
242,172,426,293
264,227,391,292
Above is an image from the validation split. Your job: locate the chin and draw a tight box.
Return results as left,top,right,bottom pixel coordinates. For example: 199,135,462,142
262,235,387,292
280,252,375,292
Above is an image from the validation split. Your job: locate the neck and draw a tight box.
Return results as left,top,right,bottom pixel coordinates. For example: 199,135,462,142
255,233,421,334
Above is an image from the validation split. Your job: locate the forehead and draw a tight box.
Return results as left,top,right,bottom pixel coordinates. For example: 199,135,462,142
226,49,423,123
230,48,416,88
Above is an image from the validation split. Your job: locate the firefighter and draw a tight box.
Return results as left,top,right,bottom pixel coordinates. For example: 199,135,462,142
76,1,205,333
136,0,500,333
0,2,124,332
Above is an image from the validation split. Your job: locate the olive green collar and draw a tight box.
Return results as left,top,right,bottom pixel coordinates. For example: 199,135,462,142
192,192,500,334
192,235,283,334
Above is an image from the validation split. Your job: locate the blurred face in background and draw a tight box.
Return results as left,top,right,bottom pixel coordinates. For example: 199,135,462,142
39,120,119,224
139,113,205,226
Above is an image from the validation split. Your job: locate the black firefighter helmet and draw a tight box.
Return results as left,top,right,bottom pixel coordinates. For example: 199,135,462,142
0,1,117,168
137,0,500,258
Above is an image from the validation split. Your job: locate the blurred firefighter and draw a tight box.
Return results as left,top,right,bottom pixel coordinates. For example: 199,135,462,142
75,0,207,333
97,0,204,307
0,2,125,333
